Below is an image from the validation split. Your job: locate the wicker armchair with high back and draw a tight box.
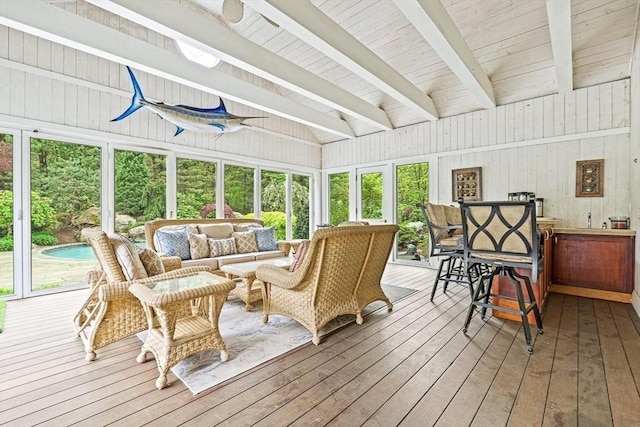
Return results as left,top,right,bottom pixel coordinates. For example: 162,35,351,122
73,228,215,361
254,224,399,345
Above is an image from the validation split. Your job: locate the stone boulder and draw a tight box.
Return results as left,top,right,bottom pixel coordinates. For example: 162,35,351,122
128,225,146,242
75,207,100,227
115,214,137,232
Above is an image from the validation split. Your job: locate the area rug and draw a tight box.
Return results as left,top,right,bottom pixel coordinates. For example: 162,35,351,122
147,284,416,394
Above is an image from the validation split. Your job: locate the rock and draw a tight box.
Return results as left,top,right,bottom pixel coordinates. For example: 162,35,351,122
75,207,100,227
115,214,137,232
406,243,417,255
128,225,146,242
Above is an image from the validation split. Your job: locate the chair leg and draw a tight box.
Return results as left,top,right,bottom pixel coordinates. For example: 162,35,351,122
463,273,484,333
512,269,544,335
507,268,544,354
430,256,449,301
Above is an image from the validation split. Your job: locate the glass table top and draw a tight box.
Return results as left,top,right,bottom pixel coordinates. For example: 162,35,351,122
147,271,217,295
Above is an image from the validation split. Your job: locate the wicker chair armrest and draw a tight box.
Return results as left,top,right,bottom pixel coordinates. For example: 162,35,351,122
129,280,236,306
256,264,303,290
160,256,182,272
276,241,291,255
98,266,212,301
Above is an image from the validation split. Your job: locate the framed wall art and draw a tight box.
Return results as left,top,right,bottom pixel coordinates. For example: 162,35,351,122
452,167,482,201
576,159,604,197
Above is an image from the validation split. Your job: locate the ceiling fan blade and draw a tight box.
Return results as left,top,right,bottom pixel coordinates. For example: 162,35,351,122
261,14,279,28
222,0,243,24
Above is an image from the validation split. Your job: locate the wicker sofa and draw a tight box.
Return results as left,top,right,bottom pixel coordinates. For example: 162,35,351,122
144,218,291,275
255,224,400,345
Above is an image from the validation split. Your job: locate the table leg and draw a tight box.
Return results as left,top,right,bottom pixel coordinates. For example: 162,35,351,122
241,277,254,311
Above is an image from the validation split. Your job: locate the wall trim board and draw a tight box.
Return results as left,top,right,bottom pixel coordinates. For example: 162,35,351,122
0,58,320,148
323,126,630,172
0,114,320,174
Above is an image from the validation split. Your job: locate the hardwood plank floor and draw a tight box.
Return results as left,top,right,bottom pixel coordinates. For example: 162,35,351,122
1,264,639,426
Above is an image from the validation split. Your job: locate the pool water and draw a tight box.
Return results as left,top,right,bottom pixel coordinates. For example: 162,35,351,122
43,244,96,260
42,243,145,260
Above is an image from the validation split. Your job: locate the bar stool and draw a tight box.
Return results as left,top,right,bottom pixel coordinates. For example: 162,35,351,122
459,199,544,354
416,203,471,301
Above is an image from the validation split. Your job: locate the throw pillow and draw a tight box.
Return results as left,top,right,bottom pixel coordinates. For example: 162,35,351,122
109,234,148,281
289,240,310,272
208,237,237,257
155,226,191,260
198,223,234,239
188,233,210,259
253,226,278,251
232,230,259,253
137,248,165,276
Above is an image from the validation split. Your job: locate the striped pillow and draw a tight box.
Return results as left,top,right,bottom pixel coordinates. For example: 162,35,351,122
289,240,310,272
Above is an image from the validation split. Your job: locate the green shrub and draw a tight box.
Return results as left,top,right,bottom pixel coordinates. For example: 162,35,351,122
260,212,287,240
31,232,57,246
0,236,12,251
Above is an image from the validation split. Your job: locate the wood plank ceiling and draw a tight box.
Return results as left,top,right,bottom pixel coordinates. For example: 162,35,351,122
2,0,639,145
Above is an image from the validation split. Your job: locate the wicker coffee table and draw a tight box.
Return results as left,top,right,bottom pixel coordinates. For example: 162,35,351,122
220,257,292,311
129,271,236,389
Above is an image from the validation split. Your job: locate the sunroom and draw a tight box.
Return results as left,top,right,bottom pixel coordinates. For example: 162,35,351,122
0,0,639,425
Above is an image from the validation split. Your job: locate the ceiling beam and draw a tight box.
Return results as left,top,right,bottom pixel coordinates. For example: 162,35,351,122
244,0,439,121
0,0,355,139
545,0,573,93
84,0,393,131
394,0,495,109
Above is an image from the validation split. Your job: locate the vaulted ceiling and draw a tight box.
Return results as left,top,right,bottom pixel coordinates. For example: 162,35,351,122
2,0,639,145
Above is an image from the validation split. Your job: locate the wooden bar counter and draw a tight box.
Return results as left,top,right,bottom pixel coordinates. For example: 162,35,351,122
493,225,636,323
550,227,635,303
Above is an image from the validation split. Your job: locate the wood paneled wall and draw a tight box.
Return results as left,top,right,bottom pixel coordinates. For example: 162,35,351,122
0,21,321,169
324,80,631,228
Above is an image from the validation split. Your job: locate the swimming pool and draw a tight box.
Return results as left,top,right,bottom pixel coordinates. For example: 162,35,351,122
42,243,145,260
42,244,96,260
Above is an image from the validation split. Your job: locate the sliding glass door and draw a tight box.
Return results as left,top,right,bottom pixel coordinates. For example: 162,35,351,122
0,132,15,297
29,137,102,293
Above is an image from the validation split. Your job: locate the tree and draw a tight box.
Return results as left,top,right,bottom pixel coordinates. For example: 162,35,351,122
329,172,349,225
396,163,429,222
115,151,149,216
224,165,254,215
0,190,57,237
30,138,100,223
0,134,13,192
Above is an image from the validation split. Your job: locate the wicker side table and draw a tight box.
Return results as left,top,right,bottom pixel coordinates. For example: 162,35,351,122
129,271,236,389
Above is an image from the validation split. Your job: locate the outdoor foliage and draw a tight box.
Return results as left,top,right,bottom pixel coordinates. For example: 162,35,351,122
328,172,349,225
31,232,57,246
243,211,287,240
0,236,12,251
225,164,254,214
0,191,57,237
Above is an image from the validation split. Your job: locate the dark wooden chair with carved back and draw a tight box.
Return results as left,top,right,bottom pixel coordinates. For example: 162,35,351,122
459,199,544,354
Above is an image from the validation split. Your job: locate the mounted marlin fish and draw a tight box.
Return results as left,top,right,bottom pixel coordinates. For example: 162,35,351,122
112,66,265,136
